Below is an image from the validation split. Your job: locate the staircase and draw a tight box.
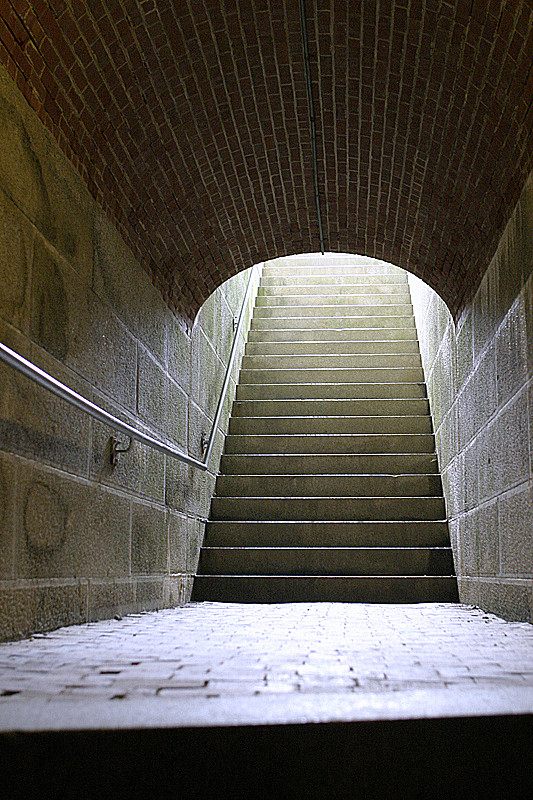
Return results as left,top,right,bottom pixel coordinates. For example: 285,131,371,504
192,257,458,603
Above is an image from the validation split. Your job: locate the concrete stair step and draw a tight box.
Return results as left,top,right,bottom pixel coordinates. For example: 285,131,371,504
261,274,407,286
232,398,430,417
216,473,442,497
245,340,421,355
220,453,439,475
254,304,414,318
211,496,445,521
199,546,455,576
203,520,451,547
239,367,425,384
256,294,411,306
242,354,422,370
225,433,435,454
192,575,459,603
262,263,401,276
251,316,415,329
236,382,428,400
248,327,417,341
229,415,432,435
258,281,408,293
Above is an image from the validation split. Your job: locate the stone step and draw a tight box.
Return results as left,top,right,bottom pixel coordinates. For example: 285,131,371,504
245,340,421,355
236,382,428,400
251,315,415,329
229,415,432,435
248,327,418,341
261,274,407,286
262,263,401,276
199,547,455,576
203,520,450,547
256,293,411,306
224,433,435,455
242,354,422,370
254,304,414,318
216,473,442,497
258,281,408,293
211,496,445,521
192,575,459,603
239,367,425,385
220,453,439,475
231,398,430,417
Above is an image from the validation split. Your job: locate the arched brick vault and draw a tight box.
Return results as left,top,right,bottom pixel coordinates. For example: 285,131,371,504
1,1,532,326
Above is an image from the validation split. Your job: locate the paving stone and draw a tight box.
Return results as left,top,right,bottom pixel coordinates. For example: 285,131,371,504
0,602,532,730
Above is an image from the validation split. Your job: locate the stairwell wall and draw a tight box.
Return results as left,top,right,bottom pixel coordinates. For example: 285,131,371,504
0,65,259,640
409,172,533,622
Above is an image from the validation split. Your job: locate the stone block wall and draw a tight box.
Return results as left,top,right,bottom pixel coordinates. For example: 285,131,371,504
0,65,259,640
409,171,533,622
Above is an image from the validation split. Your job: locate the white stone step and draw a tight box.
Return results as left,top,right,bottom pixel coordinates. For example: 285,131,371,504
261,273,407,286
231,398,430,417
251,315,415,329
242,354,422,370
262,263,401,276
239,367,425,384
245,340,421,355
254,304,414,318
265,254,395,267
216,473,442,497
229,415,432,435
192,575,458,602
256,294,411,307
199,546,454,576
220,453,439,474
236,382,428,400
211,495,446,521
204,519,450,547
258,282,409,294
247,327,418,342
224,433,436,454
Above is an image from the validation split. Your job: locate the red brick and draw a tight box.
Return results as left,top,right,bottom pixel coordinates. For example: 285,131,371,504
0,0,532,324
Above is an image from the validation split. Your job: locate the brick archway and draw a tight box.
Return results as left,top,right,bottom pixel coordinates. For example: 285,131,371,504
1,1,532,324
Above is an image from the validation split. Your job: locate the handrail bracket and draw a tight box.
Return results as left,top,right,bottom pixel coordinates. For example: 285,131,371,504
110,436,133,467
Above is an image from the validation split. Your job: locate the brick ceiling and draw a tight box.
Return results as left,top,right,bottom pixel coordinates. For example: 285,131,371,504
1,1,533,325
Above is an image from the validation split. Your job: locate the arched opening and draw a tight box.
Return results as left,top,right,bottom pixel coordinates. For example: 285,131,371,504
194,242,533,621
1,1,532,636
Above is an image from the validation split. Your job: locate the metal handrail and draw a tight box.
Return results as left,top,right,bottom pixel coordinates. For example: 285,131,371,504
203,264,259,465
0,264,260,471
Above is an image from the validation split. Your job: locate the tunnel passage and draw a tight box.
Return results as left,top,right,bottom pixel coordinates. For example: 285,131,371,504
1,1,532,325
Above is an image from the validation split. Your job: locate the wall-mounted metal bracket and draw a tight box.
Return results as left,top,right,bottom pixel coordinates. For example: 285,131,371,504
200,433,209,454
232,316,238,333
110,436,133,467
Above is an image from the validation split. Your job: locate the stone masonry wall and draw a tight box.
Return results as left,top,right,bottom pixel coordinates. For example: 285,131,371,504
409,171,533,622
0,64,259,640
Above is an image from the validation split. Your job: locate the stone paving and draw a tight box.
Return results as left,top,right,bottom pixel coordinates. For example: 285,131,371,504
0,602,532,731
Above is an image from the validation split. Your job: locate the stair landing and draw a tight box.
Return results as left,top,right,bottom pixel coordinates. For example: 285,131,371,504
1,604,531,798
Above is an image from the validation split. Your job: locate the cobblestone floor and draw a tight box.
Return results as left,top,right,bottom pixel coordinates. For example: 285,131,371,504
1,602,532,730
